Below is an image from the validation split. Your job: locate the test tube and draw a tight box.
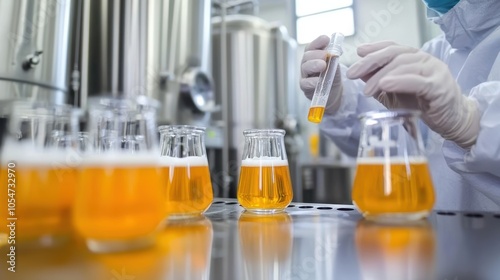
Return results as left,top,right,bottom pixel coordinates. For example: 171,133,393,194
308,33,344,124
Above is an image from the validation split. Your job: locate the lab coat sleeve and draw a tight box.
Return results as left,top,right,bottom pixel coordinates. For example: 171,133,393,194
442,81,500,203
319,64,386,157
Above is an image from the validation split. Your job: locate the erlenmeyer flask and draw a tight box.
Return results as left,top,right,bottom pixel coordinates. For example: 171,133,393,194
73,97,164,253
352,110,435,221
0,102,79,246
237,129,293,213
158,125,214,219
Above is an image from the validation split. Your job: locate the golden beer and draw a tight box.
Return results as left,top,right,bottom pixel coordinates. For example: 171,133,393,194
73,155,164,243
352,157,435,219
0,152,76,242
237,159,293,212
160,156,213,217
308,106,325,123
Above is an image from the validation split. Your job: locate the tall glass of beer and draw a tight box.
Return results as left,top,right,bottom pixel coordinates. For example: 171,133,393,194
158,125,213,219
73,97,164,253
237,129,293,213
0,102,79,246
352,110,435,221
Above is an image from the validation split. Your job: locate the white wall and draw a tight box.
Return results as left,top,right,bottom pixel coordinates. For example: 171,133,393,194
258,0,442,64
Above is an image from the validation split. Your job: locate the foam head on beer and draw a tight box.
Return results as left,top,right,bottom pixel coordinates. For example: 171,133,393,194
237,157,293,212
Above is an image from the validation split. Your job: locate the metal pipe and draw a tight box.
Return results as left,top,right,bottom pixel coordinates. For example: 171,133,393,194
72,0,83,107
220,0,230,198
80,0,90,109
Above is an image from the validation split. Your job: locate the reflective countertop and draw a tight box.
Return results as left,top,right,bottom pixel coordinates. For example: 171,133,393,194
2,199,500,280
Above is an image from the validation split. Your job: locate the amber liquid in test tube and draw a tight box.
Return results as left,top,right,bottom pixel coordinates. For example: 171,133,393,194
308,32,344,123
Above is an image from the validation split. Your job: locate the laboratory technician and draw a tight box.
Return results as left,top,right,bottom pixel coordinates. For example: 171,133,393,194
300,0,500,211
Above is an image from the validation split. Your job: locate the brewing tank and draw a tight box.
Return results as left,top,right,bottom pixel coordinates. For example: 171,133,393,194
0,0,78,105
212,15,299,147
81,0,215,124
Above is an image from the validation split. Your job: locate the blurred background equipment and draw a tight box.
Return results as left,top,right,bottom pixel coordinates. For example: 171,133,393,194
0,0,79,106
80,0,216,127
0,0,299,199
0,0,441,203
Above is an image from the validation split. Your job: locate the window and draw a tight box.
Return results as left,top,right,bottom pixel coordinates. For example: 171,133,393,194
296,0,355,44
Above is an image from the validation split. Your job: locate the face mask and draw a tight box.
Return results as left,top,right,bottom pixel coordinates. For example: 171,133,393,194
422,0,460,14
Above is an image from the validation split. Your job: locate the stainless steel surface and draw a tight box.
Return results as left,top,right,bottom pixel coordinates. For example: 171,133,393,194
212,15,276,147
271,25,298,122
0,0,77,103
212,0,259,16
81,0,214,125
3,199,500,280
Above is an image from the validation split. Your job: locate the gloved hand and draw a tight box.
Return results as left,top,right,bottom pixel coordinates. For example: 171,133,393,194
347,41,481,148
300,35,343,115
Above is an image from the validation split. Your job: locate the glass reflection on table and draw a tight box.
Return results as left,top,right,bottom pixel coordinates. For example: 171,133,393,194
157,216,213,279
355,219,436,280
238,212,293,280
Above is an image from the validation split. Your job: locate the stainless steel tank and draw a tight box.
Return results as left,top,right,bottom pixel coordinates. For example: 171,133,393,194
81,0,216,125
0,0,78,105
211,14,299,196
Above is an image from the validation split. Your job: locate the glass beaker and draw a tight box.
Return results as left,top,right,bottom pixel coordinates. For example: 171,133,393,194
352,110,435,221
158,125,214,219
0,102,79,246
73,97,164,253
237,129,293,213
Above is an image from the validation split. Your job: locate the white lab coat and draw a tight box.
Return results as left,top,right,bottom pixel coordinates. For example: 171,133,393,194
319,0,500,211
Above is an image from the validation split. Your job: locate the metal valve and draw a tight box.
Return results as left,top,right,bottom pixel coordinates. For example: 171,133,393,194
22,51,43,70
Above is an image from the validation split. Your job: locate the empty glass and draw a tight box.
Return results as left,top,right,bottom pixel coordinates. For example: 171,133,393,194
352,110,435,221
237,129,293,214
158,125,213,219
73,97,164,253
0,102,79,246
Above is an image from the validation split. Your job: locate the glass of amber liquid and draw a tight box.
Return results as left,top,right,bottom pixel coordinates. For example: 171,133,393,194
73,97,164,253
158,125,213,219
352,110,435,221
237,129,293,213
0,102,79,246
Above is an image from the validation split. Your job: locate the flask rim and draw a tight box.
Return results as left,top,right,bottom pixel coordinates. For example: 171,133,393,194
359,109,421,121
243,129,286,137
158,125,206,135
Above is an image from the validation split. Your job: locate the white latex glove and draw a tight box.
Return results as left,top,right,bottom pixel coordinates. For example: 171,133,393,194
346,41,481,148
300,35,343,115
